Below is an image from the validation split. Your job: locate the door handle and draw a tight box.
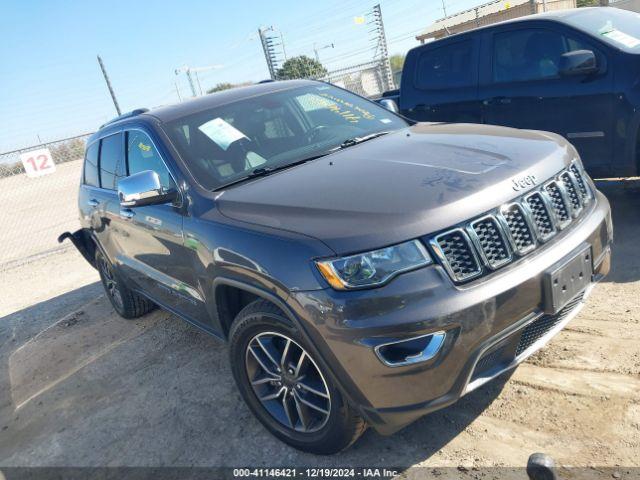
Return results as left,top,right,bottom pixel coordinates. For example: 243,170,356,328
483,97,512,106
119,209,135,220
87,198,99,207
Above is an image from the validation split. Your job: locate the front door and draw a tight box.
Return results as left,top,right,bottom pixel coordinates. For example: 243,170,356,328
401,36,482,123
479,25,614,176
109,128,205,323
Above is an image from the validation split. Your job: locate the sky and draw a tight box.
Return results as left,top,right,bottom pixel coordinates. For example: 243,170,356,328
0,0,483,151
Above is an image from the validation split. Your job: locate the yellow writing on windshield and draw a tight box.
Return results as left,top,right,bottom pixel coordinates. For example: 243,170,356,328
319,93,376,124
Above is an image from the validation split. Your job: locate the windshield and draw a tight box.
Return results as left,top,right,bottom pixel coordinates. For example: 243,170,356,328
563,8,640,52
163,84,409,190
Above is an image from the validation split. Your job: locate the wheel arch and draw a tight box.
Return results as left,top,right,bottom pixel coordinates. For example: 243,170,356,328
212,277,368,419
213,277,295,339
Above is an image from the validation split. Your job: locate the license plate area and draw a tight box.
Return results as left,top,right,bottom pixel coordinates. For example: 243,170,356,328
543,245,592,314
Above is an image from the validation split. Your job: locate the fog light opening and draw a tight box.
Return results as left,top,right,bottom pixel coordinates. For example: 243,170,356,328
375,331,446,367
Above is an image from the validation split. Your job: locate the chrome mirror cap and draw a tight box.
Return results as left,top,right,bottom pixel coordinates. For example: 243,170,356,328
118,170,175,208
379,98,399,114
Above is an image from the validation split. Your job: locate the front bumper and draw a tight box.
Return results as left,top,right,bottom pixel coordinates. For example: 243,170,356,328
288,191,612,435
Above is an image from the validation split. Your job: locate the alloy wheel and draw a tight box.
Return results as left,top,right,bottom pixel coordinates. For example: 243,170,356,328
99,256,123,309
245,331,331,433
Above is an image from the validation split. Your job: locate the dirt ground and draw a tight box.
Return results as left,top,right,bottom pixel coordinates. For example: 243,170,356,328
0,180,638,474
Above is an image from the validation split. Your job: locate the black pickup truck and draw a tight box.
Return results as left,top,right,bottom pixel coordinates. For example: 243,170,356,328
380,7,640,178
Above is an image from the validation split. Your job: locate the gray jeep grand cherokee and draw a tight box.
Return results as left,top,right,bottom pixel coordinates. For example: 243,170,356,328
61,79,612,454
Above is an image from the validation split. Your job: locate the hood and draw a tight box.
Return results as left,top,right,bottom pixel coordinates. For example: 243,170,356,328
217,123,576,255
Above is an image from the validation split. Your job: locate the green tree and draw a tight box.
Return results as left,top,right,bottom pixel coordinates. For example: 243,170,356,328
206,81,253,94
206,82,236,94
389,54,405,73
276,55,327,80
576,0,599,6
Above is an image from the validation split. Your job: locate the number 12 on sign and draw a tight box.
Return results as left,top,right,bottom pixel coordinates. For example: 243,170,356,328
20,148,56,178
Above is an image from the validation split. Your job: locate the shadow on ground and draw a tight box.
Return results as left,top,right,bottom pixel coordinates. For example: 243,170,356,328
595,179,640,284
0,282,510,467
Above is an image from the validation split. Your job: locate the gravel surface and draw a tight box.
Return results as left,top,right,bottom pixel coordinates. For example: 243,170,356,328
0,180,638,472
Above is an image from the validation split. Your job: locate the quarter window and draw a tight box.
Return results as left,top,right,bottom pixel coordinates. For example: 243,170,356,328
415,40,474,90
126,130,174,190
99,133,125,190
83,142,100,187
492,28,594,83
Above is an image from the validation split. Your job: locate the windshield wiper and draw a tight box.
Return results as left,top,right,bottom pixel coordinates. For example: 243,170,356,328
214,151,335,191
214,132,392,191
338,131,391,149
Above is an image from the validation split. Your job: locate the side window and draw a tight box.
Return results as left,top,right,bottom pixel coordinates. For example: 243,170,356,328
126,130,174,190
83,142,100,187
98,133,125,190
415,40,474,90
492,28,593,83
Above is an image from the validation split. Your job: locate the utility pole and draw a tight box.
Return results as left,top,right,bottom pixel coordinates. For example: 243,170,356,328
97,55,121,115
175,67,197,97
441,0,448,17
175,64,222,97
370,4,394,91
259,26,286,80
313,43,334,62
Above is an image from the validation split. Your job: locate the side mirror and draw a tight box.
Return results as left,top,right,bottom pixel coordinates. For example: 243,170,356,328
559,50,597,76
379,98,399,114
118,170,176,208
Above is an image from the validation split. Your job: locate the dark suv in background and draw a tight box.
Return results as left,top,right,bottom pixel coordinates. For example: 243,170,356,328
61,80,612,454
381,7,640,178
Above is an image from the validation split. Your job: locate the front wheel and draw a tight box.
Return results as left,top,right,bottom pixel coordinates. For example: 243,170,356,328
229,300,366,454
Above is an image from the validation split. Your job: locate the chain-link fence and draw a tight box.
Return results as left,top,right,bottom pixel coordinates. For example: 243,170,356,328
0,133,92,270
272,57,395,98
318,60,393,98
609,0,640,11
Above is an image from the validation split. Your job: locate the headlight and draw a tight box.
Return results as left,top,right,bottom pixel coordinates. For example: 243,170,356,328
316,240,432,290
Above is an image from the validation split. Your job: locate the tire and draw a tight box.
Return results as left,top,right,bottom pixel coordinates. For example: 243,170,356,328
96,249,155,319
229,299,366,454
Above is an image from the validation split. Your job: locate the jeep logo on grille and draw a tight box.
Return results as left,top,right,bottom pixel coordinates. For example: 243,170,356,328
511,174,537,191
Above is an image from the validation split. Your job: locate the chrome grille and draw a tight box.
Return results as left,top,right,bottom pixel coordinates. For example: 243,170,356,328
501,203,536,254
469,216,511,269
429,162,593,283
559,171,582,215
544,181,571,226
526,192,556,241
569,163,589,200
432,229,481,282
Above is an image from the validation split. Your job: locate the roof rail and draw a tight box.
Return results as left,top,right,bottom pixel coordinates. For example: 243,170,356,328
258,79,275,84
100,108,149,128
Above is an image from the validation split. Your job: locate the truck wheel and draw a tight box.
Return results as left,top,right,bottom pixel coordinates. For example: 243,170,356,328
96,250,155,319
228,299,366,454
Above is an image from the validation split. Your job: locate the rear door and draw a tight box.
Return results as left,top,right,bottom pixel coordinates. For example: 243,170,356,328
401,35,482,123
78,140,102,233
82,133,126,265
479,23,614,175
